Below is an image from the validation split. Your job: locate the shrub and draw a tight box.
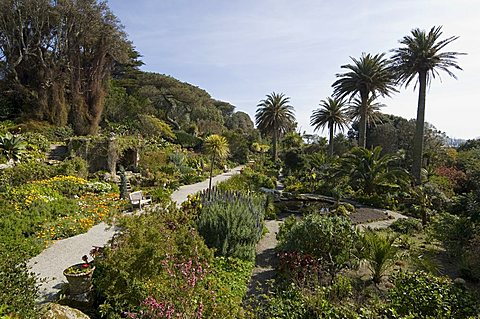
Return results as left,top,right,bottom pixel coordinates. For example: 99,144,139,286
217,167,275,192
56,156,89,178
387,271,477,318
0,161,56,188
278,214,359,281
196,192,265,261
461,232,480,280
428,212,474,256
0,244,39,319
94,206,243,319
389,218,422,235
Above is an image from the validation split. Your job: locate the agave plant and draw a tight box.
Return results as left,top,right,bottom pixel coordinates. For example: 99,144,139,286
0,132,27,162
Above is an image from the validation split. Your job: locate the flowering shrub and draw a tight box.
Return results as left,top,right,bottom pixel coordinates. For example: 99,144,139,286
95,206,246,319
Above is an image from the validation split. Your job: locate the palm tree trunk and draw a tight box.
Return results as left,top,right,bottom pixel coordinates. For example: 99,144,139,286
412,71,427,185
329,124,334,156
272,124,278,161
359,92,368,148
208,153,215,200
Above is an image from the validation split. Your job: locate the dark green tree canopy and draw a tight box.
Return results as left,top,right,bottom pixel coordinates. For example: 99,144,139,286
0,0,130,135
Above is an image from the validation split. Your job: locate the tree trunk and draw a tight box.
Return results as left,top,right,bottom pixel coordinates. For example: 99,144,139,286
208,153,215,200
412,71,427,184
272,123,278,162
329,124,334,156
358,92,368,148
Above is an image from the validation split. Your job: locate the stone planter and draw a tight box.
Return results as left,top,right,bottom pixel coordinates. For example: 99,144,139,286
63,264,95,295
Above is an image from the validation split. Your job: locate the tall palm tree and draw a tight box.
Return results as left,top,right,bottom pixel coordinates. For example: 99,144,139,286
204,134,229,199
310,97,349,156
391,26,464,184
347,95,385,128
255,92,296,161
332,53,397,148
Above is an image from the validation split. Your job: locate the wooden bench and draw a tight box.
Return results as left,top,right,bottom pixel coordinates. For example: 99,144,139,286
129,191,152,209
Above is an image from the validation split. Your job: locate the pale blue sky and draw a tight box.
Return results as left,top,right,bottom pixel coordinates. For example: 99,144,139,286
109,0,479,139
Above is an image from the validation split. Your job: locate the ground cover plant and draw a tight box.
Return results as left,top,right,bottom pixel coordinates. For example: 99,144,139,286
0,175,123,257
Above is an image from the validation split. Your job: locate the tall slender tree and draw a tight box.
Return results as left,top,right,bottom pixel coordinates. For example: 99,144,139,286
255,92,296,161
310,97,349,156
204,134,229,199
391,26,464,184
332,53,397,148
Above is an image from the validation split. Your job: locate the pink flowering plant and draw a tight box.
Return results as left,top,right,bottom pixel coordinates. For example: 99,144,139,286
95,206,245,319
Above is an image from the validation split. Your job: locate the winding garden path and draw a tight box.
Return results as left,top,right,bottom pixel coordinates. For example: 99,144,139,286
28,166,244,302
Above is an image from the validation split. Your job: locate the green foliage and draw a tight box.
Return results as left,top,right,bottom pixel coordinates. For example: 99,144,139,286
0,161,56,189
94,205,244,319
276,215,298,243
387,271,477,319
136,114,176,140
389,218,422,235
56,156,89,179
0,132,27,162
361,230,399,284
208,257,254,307
174,130,203,149
428,212,474,256
196,193,265,261
217,167,276,192
335,146,409,196
0,244,38,319
279,214,359,280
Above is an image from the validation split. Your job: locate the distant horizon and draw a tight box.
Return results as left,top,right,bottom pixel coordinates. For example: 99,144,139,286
109,0,479,140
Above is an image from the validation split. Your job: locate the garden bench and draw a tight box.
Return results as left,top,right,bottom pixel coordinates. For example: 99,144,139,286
129,191,152,209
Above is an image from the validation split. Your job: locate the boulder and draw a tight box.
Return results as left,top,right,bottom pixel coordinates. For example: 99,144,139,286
453,277,467,286
40,303,90,319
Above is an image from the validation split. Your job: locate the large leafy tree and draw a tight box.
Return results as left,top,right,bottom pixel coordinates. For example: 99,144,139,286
255,92,296,161
204,134,229,199
332,53,397,148
391,26,464,184
310,97,349,156
0,0,130,135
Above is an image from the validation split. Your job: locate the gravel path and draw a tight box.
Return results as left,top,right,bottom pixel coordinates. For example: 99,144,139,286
357,209,407,230
28,166,243,302
246,219,282,298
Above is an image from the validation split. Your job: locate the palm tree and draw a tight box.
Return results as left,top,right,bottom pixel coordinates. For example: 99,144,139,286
332,53,397,148
310,97,349,156
391,26,464,184
347,95,385,128
336,146,409,195
204,134,229,199
255,92,296,161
